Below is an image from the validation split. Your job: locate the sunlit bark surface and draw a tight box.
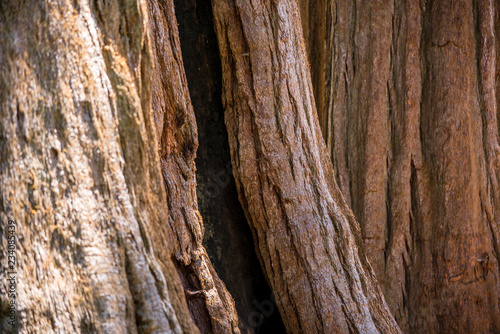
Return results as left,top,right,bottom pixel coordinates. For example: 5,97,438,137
0,0,198,332
211,0,401,333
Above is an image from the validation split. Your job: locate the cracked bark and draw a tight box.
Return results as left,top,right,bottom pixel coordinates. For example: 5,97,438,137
0,0,199,332
210,0,400,333
146,0,240,333
301,0,500,332
172,1,287,333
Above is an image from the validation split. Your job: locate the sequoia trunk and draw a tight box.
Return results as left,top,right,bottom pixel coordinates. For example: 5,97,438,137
147,0,240,333
172,1,287,333
301,0,500,332
210,0,400,333
0,0,196,332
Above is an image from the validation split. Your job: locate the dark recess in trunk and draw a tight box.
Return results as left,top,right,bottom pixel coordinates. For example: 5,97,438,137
173,1,287,333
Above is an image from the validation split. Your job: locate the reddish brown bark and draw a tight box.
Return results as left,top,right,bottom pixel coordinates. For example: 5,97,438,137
301,0,500,332
210,0,400,333
172,1,288,332
147,0,240,333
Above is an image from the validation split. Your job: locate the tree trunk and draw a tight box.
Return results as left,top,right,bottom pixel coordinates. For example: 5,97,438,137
172,1,287,333
0,0,197,332
210,0,400,333
301,0,500,332
146,0,240,333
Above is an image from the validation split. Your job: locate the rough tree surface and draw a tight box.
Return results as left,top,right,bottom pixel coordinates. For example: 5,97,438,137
300,0,500,332
147,0,240,333
0,0,198,332
172,1,287,333
210,0,401,333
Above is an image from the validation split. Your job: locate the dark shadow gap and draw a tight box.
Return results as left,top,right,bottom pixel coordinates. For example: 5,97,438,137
172,1,287,333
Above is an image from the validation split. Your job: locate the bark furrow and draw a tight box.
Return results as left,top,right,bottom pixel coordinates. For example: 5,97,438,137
301,0,500,332
147,0,240,332
210,0,401,333
0,0,198,332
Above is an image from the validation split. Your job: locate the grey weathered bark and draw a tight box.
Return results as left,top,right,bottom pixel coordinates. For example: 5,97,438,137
210,0,401,333
0,0,198,332
146,0,240,333
300,0,500,332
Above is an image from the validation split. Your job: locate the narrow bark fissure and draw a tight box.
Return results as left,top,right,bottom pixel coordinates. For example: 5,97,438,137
476,3,500,312
384,78,395,269
123,249,142,334
329,277,351,332
273,250,305,334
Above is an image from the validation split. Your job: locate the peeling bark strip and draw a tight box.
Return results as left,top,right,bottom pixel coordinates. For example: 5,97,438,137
0,0,200,333
210,0,401,333
146,0,240,333
301,0,500,332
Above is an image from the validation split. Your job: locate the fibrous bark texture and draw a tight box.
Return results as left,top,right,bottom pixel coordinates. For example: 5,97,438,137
210,0,401,333
301,0,500,332
172,1,287,333
146,0,240,333
0,0,200,333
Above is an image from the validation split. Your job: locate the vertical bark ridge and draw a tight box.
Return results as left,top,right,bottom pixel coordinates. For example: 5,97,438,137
477,0,500,276
301,0,500,332
146,0,240,333
384,1,424,330
0,0,198,332
210,0,401,333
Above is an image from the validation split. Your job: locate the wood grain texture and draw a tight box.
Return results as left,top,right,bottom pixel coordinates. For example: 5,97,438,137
0,0,200,333
147,0,240,333
210,0,401,333
301,0,500,332
172,1,288,332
